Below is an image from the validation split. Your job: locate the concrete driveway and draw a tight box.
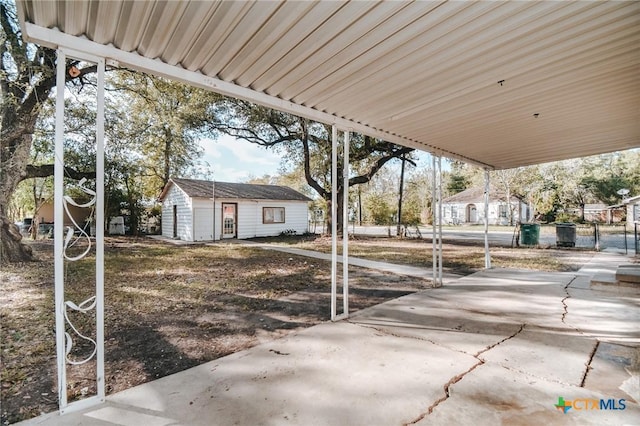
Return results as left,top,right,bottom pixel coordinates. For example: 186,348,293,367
20,253,639,426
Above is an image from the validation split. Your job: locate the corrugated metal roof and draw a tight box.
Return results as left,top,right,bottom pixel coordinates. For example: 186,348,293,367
17,0,640,169
162,178,311,202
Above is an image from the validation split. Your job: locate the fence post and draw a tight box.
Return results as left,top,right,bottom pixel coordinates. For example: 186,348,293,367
624,224,628,255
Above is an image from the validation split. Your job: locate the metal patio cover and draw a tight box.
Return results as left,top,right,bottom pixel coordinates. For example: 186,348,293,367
17,0,640,169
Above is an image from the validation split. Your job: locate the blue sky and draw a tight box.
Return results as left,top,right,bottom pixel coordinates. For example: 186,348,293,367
197,135,442,183
197,135,283,182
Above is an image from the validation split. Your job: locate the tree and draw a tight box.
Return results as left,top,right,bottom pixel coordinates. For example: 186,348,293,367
493,169,521,225
107,72,222,196
1,3,98,261
445,160,472,195
217,100,414,232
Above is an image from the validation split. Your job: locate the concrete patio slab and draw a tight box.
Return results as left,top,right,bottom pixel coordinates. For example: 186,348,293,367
478,327,596,386
421,363,640,426
18,252,640,426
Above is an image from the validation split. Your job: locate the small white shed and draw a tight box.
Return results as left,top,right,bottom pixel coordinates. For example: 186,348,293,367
159,178,312,241
442,186,532,225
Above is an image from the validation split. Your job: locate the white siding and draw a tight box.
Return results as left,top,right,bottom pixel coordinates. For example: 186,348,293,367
253,201,308,238
164,193,309,241
213,198,308,239
236,201,256,240
442,199,530,225
193,208,214,241
193,199,214,241
161,185,193,241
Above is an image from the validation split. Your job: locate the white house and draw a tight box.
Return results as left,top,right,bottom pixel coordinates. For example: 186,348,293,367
623,195,640,228
159,178,312,241
442,186,532,225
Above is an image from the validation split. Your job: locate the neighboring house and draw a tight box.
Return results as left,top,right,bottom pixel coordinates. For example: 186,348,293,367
582,204,609,222
621,195,640,228
159,178,312,241
442,186,532,225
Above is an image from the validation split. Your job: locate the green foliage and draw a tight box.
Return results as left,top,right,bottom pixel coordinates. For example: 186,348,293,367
446,161,471,195
367,193,395,225
217,99,414,231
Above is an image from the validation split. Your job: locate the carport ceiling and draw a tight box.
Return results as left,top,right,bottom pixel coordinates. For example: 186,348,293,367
17,0,640,170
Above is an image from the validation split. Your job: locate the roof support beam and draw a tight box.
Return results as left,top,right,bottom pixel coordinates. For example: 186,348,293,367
22,23,493,169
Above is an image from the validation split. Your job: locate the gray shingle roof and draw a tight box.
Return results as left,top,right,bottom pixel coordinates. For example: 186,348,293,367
164,178,312,202
442,186,522,204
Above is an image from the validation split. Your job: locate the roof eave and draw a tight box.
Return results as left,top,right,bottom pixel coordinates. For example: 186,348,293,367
18,22,494,170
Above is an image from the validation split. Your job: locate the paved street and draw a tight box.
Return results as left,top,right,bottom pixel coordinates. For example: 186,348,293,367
336,225,637,252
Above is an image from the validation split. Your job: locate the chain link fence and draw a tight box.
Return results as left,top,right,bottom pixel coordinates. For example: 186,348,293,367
575,223,633,252
538,223,635,253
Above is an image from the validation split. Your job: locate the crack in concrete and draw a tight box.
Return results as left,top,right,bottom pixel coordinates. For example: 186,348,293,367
560,276,578,323
491,363,577,387
475,323,526,358
348,321,471,356
404,323,527,424
580,340,600,388
559,276,601,388
405,360,484,425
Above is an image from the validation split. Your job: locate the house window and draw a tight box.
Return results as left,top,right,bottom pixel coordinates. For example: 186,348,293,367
499,204,507,218
263,207,285,224
451,206,457,218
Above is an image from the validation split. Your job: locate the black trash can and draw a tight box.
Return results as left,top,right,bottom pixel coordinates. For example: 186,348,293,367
556,223,576,247
520,223,540,246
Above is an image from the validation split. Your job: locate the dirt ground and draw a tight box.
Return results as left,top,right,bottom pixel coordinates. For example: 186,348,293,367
0,236,592,424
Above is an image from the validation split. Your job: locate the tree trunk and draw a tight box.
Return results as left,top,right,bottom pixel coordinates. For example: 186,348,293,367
0,214,33,262
324,192,345,236
1,125,38,262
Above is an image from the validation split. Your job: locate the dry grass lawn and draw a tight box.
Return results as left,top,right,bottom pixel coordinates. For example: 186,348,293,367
0,235,592,424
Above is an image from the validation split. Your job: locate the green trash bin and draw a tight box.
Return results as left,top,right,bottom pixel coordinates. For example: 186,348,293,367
520,223,540,246
556,223,576,247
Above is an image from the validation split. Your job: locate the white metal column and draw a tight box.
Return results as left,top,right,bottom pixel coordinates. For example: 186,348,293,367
54,49,105,414
330,125,338,321
341,130,350,318
437,156,443,283
432,155,443,287
484,169,492,269
54,48,67,411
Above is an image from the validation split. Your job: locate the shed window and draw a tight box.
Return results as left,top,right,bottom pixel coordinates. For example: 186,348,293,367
263,207,285,224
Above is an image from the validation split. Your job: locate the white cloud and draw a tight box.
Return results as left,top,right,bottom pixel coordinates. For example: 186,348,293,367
198,135,283,182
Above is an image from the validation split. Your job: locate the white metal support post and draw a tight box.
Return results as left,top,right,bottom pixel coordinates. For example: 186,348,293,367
95,56,106,403
484,169,492,269
437,156,443,284
342,130,350,318
432,155,443,287
54,49,106,414
331,125,338,321
54,48,67,410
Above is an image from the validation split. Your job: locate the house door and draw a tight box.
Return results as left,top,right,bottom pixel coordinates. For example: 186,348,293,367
466,204,477,223
172,205,178,238
222,203,237,239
